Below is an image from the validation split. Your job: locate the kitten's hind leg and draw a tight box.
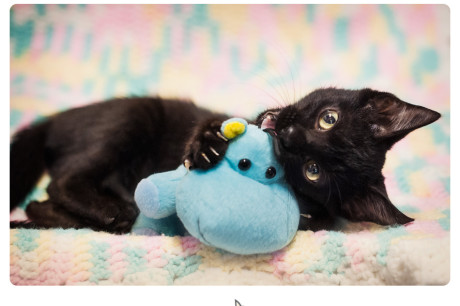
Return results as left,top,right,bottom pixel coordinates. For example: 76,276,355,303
46,172,139,233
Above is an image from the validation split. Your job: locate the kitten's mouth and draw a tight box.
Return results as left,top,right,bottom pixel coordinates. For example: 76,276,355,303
263,128,277,136
260,112,278,130
263,129,284,160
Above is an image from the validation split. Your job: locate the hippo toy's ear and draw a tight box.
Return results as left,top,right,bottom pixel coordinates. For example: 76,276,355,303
221,118,248,139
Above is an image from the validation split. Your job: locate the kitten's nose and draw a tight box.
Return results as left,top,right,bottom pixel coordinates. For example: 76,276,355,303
279,126,305,152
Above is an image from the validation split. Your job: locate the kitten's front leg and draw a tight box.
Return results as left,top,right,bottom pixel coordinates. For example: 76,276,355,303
183,118,230,170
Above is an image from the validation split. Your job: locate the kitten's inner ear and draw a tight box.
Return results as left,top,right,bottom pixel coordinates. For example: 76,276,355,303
365,92,440,142
340,180,414,226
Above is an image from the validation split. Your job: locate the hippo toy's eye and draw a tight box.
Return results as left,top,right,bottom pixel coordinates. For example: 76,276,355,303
238,159,252,171
265,166,277,179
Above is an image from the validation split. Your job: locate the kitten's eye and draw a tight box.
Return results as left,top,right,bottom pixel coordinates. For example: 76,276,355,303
304,161,320,182
319,110,339,130
238,159,252,171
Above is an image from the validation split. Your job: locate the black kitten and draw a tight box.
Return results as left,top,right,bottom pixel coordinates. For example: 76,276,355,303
10,97,228,233
10,88,440,233
255,87,440,229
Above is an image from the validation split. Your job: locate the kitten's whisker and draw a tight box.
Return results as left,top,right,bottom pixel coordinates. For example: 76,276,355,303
268,72,291,107
326,178,332,205
260,46,290,106
296,47,308,105
243,82,285,108
223,81,284,109
333,178,343,208
263,41,301,106
236,50,290,107
252,64,290,107
230,40,302,109
247,70,290,108
281,47,298,106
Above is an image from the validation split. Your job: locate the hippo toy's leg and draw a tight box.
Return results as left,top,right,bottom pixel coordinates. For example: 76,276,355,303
133,166,188,236
134,165,187,219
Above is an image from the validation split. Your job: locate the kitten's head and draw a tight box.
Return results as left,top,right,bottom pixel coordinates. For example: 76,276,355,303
257,88,440,226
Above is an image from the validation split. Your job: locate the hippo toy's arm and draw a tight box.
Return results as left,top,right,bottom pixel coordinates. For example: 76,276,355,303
134,165,188,219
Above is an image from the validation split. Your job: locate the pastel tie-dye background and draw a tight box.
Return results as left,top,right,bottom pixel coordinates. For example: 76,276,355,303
10,4,450,285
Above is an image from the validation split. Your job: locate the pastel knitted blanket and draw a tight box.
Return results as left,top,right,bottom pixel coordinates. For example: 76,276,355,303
10,4,450,285
10,221,449,285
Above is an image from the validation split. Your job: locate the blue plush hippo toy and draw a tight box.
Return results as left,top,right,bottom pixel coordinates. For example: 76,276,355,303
132,118,300,255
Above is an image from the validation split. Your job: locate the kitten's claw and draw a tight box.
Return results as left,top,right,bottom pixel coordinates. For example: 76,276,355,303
209,146,220,156
201,152,211,163
183,118,229,170
216,131,228,142
184,159,192,170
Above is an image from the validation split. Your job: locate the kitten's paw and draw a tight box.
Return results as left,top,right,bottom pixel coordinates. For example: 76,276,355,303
184,119,229,170
108,204,139,234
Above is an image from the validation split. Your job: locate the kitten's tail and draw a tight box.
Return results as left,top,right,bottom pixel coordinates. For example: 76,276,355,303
10,119,51,211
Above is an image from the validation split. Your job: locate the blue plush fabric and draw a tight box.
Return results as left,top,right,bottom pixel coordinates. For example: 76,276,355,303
135,166,187,219
133,119,300,255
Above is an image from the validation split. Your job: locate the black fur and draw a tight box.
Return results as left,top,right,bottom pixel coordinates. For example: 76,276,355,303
10,97,228,233
10,120,50,211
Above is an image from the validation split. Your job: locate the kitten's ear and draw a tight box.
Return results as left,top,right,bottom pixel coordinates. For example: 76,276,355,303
361,89,440,144
341,180,414,226
235,300,242,306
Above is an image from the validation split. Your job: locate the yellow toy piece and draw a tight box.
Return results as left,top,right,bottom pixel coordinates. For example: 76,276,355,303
222,121,246,139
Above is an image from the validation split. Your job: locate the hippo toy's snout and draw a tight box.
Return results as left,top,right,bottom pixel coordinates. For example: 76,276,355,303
175,166,299,255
